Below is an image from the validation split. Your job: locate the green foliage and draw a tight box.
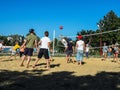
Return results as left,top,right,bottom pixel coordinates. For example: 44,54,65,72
97,10,120,44
0,34,25,46
75,10,120,56
77,10,120,47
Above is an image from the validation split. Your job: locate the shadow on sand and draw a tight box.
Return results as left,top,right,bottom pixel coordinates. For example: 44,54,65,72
0,69,119,90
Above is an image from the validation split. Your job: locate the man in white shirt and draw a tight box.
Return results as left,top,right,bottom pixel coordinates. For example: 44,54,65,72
33,31,51,70
76,35,85,65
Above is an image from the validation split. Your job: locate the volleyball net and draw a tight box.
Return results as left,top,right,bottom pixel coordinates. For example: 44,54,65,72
52,28,120,57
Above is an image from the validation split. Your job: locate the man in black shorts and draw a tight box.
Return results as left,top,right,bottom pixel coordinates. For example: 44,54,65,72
33,31,51,70
20,29,37,68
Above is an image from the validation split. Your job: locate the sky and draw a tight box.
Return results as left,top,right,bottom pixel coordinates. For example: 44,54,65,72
0,0,120,40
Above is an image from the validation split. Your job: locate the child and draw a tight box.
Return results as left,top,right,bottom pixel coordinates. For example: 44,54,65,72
107,46,112,59
9,41,20,60
102,42,108,61
113,44,119,62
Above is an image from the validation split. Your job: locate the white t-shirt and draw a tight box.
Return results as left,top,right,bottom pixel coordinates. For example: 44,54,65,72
76,40,84,50
85,47,89,52
40,37,50,49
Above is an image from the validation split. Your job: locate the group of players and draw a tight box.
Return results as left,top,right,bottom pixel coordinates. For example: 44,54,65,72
0,29,119,70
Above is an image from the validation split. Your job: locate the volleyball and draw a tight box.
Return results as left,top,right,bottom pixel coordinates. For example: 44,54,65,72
59,26,63,30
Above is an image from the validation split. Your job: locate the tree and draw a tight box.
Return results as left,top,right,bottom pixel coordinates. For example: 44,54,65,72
97,10,120,44
77,10,120,55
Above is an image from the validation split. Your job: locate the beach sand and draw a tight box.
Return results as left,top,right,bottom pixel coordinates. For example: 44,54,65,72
0,56,120,90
